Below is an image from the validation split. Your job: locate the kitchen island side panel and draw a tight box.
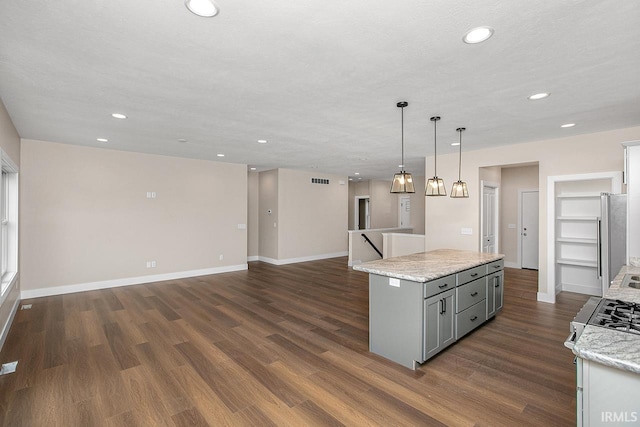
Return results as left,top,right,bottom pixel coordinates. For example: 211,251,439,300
369,274,424,369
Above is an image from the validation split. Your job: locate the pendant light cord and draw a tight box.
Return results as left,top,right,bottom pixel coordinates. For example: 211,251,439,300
458,129,462,181
401,106,405,171
433,118,437,176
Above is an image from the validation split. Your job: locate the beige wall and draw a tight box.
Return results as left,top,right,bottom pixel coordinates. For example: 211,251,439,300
425,126,640,301
348,178,425,234
0,98,21,349
258,169,279,260
369,180,398,229
20,139,248,293
500,165,539,266
247,171,259,258
278,168,348,260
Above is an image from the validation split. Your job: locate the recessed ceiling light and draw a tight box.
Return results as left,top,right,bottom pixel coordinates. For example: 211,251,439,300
451,142,460,146
250,167,257,171
561,123,576,128
185,0,220,17
178,139,188,143
217,153,225,157
257,139,268,144
463,26,494,44
97,138,108,142
354,172,360,175
111,113,127,119
349,178,353,181
528,93,550,100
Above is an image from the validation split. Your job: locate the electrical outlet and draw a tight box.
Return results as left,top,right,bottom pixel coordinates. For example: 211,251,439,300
151,261,156,268
146,261,151,268
219,254,223,261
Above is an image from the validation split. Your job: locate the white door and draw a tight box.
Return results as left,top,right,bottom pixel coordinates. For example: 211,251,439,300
399,196,411,228
482,186,497,253
521,191,539,269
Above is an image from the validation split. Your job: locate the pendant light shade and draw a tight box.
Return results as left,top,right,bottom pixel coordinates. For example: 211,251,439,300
450,127,469,198
390,102,415,193
426,116,446,196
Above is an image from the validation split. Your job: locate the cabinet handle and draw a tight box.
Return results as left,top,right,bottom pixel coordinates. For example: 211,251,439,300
470,273,478,277
470,315,478,321
441,298,447,315
471,291,478,297
493,265,501,269
438,283,448,289
495,283,500,288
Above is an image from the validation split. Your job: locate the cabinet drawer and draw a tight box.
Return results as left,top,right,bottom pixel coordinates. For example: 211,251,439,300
456,277,487,313
457,265,486,286
456,300,486,340
487,259,504,272
423,274,456,299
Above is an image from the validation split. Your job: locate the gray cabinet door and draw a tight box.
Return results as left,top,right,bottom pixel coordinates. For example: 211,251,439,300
494,271,504,312
424,289,455,360
440,290,456,350
424,294,441,360
486,270,504,317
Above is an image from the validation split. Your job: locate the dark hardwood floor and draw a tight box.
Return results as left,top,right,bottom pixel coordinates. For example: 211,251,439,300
0,259,589,426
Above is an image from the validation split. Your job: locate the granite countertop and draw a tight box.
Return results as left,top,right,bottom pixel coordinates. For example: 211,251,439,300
352,249,504,282
572,265,640,374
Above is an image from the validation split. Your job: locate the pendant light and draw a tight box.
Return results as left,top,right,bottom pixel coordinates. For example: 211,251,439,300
451,127,469,198
390,102,415,193
426,116,446,196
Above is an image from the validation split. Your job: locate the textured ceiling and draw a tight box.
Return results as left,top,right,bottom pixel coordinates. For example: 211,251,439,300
1,0,639,180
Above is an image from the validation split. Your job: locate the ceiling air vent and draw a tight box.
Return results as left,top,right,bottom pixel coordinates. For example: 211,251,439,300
311,178,330,185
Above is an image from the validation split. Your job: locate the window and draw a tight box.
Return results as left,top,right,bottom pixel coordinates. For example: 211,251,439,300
0,151,17,298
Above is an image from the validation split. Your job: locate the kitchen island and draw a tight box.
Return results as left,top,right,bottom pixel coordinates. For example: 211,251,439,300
354,249,504,369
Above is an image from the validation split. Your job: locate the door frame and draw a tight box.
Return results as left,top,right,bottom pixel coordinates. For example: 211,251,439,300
354,196,370,230
517,189,539,269
480,180,500,254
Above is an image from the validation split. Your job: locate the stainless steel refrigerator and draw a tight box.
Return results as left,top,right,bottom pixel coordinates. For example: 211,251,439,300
598,193,627,295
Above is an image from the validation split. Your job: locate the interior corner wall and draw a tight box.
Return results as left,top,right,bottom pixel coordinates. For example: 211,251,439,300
247,171,259,258
258,169,279,260
20,139,248,295
425,126,640,301
500,165,539,267
0,98,21,350
277,169,348,260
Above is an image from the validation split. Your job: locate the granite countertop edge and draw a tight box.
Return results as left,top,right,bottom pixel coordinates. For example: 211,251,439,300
352,249,504,283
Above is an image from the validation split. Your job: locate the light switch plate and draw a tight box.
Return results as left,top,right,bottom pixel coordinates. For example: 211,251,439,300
389,278,400,287
461,228,473,235
508,224,516,229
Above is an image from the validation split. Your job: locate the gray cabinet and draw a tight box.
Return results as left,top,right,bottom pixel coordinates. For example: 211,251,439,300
455,277,487,340
486,270,504,319
424,289,455,360
368,259,504,369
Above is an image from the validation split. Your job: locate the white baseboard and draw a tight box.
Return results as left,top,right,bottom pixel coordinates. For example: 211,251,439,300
20,264,249,300
537,292,556,304
559,283,601,297
258,251,349,266
347,259,362,267
247,256,259,262
504,261,520,269
0,295,20,352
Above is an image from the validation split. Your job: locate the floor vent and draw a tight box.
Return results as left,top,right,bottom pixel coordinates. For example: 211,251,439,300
0,361,18,376
20,304,32,310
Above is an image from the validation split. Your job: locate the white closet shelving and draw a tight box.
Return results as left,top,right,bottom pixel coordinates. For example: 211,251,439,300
555,181,614,296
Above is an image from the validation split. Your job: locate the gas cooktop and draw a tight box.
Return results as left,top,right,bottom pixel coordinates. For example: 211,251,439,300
588,299,640,335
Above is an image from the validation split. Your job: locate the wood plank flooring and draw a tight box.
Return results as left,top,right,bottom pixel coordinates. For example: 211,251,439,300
0,259,589,426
